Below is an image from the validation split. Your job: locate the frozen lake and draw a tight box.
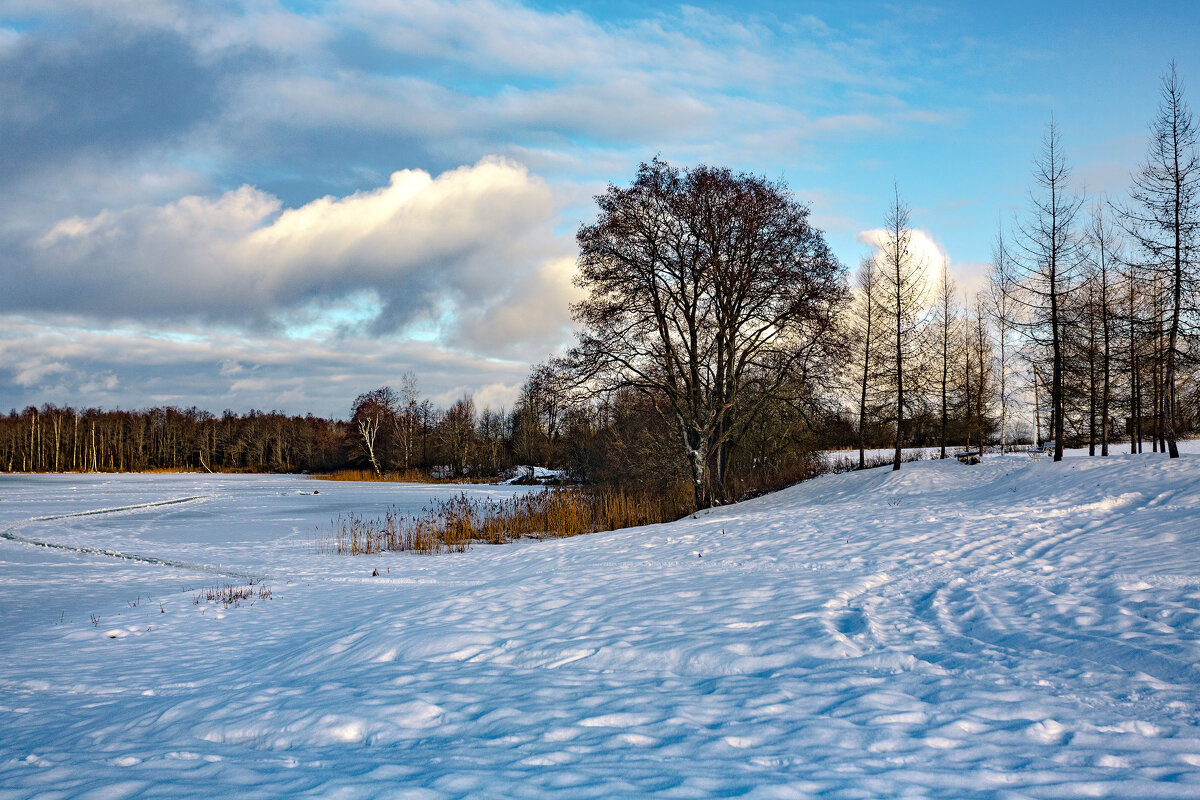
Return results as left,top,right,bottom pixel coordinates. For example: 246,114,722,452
0,474,538,636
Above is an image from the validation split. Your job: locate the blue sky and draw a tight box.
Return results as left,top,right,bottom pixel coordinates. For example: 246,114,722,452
0,0,1196,416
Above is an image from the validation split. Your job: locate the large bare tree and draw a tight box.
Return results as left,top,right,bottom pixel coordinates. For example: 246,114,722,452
351,387,397,477
568,159,846,509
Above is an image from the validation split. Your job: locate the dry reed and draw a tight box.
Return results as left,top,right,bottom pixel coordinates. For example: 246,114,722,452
319,485,693,555
312,468,479,484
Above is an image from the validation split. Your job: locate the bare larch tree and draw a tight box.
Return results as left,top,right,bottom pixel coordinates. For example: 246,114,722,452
851,256,883,469
875,185,929,471
933,258,958,458
1012,119,1085,462
1121,63,1200,458
988,224,1017,454
1086,203,1121,455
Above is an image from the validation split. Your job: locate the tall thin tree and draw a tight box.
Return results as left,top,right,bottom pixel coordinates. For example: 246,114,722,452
852,256,882,469
1122,63,1199,458
1087,202,1120,455
1012,119,1085,462
933,258,958,458
989,224,1017,454
875,185,929,471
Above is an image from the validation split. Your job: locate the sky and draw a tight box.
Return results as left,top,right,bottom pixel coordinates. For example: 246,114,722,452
1,0,1197,418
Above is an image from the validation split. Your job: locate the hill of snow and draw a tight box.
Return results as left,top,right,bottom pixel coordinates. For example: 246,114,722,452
3,455,1200,797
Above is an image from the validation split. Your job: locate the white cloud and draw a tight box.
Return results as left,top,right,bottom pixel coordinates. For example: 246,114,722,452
438,381,522,412
856,226,948,290
18,158,575,360
855,228,996,304
12,357,69,387
0,26,21,57
0,314,535,416
0,0,968,413
78,372,119,394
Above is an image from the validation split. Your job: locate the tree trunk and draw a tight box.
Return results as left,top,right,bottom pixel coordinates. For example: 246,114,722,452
858,286,873,470
893,307,904,472
684,425,710,511
1034,367,1042,448
1088,301,1097,456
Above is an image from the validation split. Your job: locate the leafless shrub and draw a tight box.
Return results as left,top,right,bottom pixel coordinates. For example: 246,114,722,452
193,582,272,609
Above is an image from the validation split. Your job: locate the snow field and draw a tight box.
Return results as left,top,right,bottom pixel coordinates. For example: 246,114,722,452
2,455,1200,797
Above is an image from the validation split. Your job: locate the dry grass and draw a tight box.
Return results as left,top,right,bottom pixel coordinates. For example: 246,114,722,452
193,581,273,608
312,468,481,484
319,485,694,555
8,466,254,475
140,466,265,474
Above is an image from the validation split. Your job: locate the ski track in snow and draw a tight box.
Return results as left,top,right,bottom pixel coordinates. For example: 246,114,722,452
0,495,266,581
2,457,1200,797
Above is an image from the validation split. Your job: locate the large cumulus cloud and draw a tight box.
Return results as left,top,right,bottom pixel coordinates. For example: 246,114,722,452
9,158,579,358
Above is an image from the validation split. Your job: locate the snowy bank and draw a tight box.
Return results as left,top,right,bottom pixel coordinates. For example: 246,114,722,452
3,455,1200,797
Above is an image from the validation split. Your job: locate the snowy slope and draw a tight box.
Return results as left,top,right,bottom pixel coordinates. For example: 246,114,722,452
3,456,1200,798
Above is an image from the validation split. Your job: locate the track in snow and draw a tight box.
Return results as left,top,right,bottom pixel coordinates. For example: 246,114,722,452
0,494,264,581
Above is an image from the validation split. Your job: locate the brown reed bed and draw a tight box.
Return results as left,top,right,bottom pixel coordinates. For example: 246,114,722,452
311,468,481,484
318,485,694,555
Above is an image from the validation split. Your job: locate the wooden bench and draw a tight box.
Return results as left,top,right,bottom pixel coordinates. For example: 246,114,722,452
954,450,981,465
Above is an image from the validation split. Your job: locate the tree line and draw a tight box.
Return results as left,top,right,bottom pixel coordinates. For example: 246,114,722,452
843,93,1200,471
524,63,1200,507
0,406,345,474
0,383,585,477
5,65,1197,514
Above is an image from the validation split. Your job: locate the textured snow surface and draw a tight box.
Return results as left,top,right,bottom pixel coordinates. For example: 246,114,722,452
3,456,1200,798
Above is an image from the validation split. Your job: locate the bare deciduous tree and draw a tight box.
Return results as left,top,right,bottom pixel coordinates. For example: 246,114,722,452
394,371,421,470
567,159,846,509
351,387,396,477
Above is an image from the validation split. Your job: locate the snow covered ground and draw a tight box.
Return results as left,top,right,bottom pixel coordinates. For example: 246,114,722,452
3,455,1200,798
824,438,1200,465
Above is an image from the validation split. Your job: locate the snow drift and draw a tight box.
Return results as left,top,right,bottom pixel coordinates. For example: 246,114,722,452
2,454,1200,797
